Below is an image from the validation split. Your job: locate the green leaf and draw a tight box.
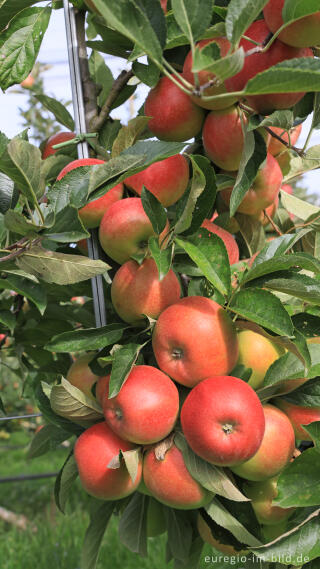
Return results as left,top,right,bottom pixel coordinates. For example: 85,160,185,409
206,498,261,547
280,378,320,408
180,156,216,237
225,0,269,45
0,273,47,314
283,144,320,183
304,422,320,448
4,210,42,235
229,288,294,336
122,448,142,483
36,382,82,435
0,7,51,90
112,117,150,158
282,0,320,23
89,0,163,65
0,173,17,214
171,0,213,44
235,213,265,258
88,51,113,108
42,206,89,243
229,130,267,218
34,94,74,131
108,343,145,398
50,377,103,426
250,508,320,564
245,253,320,283
0,0,42,32
193,45,245,83
175,232,231,297
118,493,148,556
81,501,115,569
249,110,294,131
0,310,15,333
258,272,320,305
149,236,173,280
141,187,167,235
174,155,206,235
263,343,320,388
27,423,71,459
245,57,320,96
250,232,309,267
132,58,160,88
16,246,110,285
45,323,126,353
280,189,320,220
165,507,193,562
7,138,43,202
54,452,78,514
175,433,249,502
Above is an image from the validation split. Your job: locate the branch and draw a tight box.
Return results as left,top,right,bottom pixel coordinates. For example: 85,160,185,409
75,10,99,130
90,69,134,132
264,126,305,157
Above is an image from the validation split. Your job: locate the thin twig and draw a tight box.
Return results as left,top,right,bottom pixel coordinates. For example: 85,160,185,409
90,70,134,132
264,210,283,236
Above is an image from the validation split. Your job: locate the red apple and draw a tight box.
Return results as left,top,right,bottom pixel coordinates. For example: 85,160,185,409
77,238,88,256
152,296,239,387
181,375,265,466
103,365,179,444
221,153,283,216
231,404,296,481
237,328,284,390
143,443,212,509
20,74,34,89
57,158,123,229
268,124,302,156
264,0,320,48
244,476,295,525
74,422,142,500
42,131,76,159
144,75,205,141
111,257,181,324
99,197,169,264
225,20,313,114
95,374,110,407
182,37,237,110
200,219,240,265
276,399,320,441
124,154,189,207
202,106,246,171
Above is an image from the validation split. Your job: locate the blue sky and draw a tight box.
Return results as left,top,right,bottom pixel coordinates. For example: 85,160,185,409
1,7,319,198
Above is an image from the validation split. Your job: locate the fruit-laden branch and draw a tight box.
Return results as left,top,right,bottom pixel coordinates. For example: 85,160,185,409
90,69,134,132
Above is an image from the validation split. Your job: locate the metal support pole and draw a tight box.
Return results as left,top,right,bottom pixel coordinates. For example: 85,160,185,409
63,0,106,328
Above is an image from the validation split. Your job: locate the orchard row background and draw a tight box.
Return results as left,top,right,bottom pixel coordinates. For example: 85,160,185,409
1,5,320,201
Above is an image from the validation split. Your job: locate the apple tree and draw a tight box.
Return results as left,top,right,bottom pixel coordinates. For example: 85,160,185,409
1,1,320,568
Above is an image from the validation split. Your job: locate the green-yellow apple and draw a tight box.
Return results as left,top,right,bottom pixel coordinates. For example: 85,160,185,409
244,476,295,525
237,328,284,390
221,153,283,216
264,0,320,48
124,154,189,207
152,296,239,387
143,443,212,509
180,375,265,466
103,365,179,444
182,38,238,110
67,353,108,399
99,197,169,264
231,404,295,481
57,158,123,229
111,257,181,324
144,75,205,142
74,422,142,500
225,20,313,114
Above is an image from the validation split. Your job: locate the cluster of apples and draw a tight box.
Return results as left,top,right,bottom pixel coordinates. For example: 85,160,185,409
65,299,320,547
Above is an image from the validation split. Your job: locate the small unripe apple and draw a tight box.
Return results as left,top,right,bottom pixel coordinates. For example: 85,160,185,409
111,257,181,324
74,422,142,500
57,159,123,229
152,296,239,387
124,154,189,207
200,219,240,265
221,153,283,216
20,74,35,89
181,375,265,466
144,75,205,142
237,328,284,390
231,404,296,481
182,38,238,110
244,476,295,525
264,0,320,48
42,131,76,159
103,365,179,444
143,443,212,509
99,197,169,264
